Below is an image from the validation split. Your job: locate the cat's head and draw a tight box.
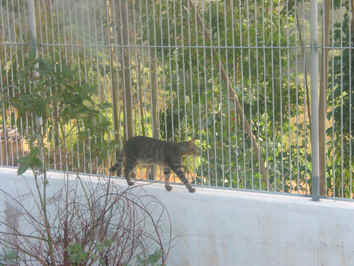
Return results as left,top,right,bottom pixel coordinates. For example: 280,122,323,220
179,139,201,156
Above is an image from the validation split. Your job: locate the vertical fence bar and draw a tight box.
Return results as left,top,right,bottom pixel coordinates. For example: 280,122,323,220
62,0,69,172
278,0,284,192
0,1,5,167
224,0,232,188
210,0,217,187
8,0,15,167
27,0,37,97
286,0,292,193
118,0,128,142
166,0,174,142
294,2,299,192
349,0,353,199
86,5,93,174
339,0,344,198
215,0,224,187
246,0,254,190
301,0,310,194
238,0,246,188
310,0,320,201
3,0,10,167
172,0,181,141
270,0,276,191
14,0,22,165
99,3,107,174
179,0,188,143
202,0,210,185
132,1,141,138
330,0,335,197
69,1,76,173
255,0,261,190
231,0,239,189
159,1,168,144
18,0,27,160
186,0,196,183
192,0,204,182
261,0,269,191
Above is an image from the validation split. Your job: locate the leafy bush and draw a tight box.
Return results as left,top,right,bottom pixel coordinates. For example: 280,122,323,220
5,56,113,172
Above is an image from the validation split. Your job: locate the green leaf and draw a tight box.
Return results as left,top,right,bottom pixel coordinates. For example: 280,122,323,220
17,161,29,176
67,243,89,263
17,148,42,175
137,249,162,266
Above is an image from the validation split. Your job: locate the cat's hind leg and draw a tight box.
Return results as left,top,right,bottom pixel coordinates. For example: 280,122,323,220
171,165,196,193
163,168,172,191
109,151,123,176
124,159,137,186
109,162,122,176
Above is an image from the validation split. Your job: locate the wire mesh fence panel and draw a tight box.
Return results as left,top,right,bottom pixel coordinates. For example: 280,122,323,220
0,0,352,199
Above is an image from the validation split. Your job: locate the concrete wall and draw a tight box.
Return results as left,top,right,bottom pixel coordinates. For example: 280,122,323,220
1,167,354,266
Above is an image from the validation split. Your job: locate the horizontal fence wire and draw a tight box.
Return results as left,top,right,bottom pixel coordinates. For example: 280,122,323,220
0,0,352,199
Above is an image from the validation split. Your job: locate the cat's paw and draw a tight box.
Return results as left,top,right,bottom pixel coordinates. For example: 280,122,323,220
165,185,173,191
188,187,196,193
127,180,135,186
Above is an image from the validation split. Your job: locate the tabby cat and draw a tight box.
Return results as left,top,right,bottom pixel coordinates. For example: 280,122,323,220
109,136,200,193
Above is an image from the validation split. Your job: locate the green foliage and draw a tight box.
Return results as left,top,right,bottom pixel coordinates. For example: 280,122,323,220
9,56,110,135
66,241,114,265
6,55,112,171
136,249,163,266
0,248,18,265
17,146,42,175
329,12,353,138
0,0,26,12
326,3,353,197
67,243,89,264
137,0,351,197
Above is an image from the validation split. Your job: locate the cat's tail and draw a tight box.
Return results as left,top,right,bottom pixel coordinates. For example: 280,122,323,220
109,162,122,176
109,163,120,172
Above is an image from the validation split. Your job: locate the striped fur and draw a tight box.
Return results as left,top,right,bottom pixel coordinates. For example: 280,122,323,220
109,136,200,193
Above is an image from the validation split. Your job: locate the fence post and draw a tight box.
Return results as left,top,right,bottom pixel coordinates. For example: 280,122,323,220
27,0,46,172
27,0,42,127
27,0,37,57
310,0,320,201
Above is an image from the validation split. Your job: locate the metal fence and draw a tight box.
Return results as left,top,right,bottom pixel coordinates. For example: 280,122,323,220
0,0,352,200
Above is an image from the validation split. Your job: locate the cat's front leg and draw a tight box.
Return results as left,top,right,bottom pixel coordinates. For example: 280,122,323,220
125,176,135,186
171,166,196,193
163,168,173,191
124,161,136,186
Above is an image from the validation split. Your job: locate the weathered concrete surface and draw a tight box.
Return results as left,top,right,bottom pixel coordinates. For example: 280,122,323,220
1,167,354,266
